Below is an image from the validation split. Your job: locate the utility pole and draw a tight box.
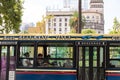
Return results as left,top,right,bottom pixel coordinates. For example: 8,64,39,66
78,0,82,33
77,1,82,80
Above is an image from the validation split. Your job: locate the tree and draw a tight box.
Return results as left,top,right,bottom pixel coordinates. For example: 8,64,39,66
109,17,120,34
69,11,85,33
0,0,23,33
82,29,96,34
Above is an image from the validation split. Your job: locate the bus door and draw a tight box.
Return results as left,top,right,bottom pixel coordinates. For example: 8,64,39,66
77,41,106,80
0,43,17,80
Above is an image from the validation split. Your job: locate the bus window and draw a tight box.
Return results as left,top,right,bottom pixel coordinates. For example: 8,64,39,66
109,47,120,59
1,46,7,80
46,46,73,68
37,42,74,68
38,47,44,55
109,47,120,67
47,47,73,58
19,46,34,67
37,47,44,67
9,46,16,71
63,60,73,68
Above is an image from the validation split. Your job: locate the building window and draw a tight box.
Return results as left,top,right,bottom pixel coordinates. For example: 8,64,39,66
54,23,56,26
86,16,90,19
54,18,56,22
65,23,67,26
59,23,62,26
98,31,101,34
54,28,56,31
59,28,62,31
65,28,67,31
59,18,62,22
65,18,67,22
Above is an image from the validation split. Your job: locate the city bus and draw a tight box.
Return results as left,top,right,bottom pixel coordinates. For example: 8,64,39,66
0,34,120,80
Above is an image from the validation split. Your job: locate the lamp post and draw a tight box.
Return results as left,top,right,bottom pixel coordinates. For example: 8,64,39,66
78,0,82,33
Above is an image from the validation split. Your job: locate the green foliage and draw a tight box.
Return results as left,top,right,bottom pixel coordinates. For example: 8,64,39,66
109,17,120,34
69,11,86,33
109,30,119,34
82,29,96,34
0,0,23,33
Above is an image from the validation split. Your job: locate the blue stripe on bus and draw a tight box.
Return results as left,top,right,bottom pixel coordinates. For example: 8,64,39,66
16,74,76,80
106,76,120,80
106,70,120,80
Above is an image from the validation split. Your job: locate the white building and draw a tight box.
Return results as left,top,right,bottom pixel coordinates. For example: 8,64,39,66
82,9,104,33
46,11,74,34
46,0,104,34
82,0,104,34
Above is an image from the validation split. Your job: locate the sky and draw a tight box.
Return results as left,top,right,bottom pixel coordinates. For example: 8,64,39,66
22,0,120,34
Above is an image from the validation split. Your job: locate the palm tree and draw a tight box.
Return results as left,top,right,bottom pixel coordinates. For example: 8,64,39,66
69,11,85,33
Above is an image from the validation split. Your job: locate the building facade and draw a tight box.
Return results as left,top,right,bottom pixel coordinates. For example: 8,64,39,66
28,22,45,34
46,0,104,34
82,10,104,33
90,0,104,13
82,0,104,34
46,11,74,34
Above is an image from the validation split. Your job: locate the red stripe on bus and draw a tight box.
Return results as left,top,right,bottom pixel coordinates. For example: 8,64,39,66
106,73,120,76
16,71,76,75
